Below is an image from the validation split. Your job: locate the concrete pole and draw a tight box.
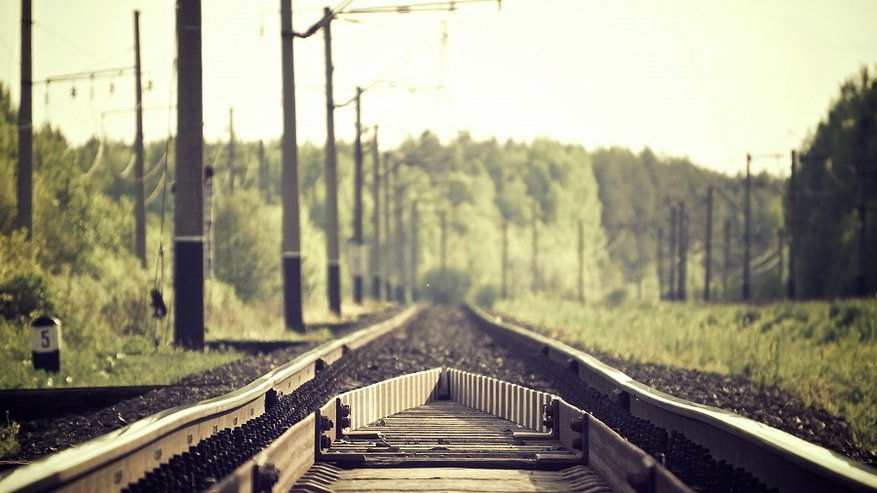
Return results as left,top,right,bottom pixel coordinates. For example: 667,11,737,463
280,0,304,331
173,0,205,349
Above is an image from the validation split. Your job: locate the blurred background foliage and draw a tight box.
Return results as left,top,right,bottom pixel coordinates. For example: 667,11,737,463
0,63,874,387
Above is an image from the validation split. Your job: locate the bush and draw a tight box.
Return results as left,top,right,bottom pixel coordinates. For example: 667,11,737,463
603,288,627,307
213,191,281,302
421,268,471,305
473,285,499,309
0,273,55,321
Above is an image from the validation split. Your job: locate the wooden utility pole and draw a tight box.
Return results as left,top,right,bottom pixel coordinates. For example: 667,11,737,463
322,7,341,314
17,0,33,239
677,201,687,301
352,87,364,304
203,165,214,279
500,218,508,298
133,10,147,268
723,217,731,299
383,152,392,300
531,203,540,292
411,202,419,301
778,229,785,292
227,108,235,193
668,206,677,301
440,210,448,273
787,150,797,299
174,0,205,349
704,186,713,301
258,140,269,203
280,0,304,331
743,153,752,301
371,127,381,300
855,116,871,297
393,161,406,303
657,227,664,300
577,219,585,303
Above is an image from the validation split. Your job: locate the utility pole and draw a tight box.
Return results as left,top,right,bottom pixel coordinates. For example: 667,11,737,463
352,87,364,304
411,202,419,301
668,206,677,301
778,229,785,294
280,0,304,331
203,165,214,279
383,152,392,300
577,219,585,303
174,0,205,349
501,218,508,298
743,153,752,301
440,210,448,273
133,10,147,269
855,116,871,297
393,162,406,303
322,7,341,315
678,201,687,301
227,107,235,194
704,186,713,301
531,203,539,292
371,127,381,300
258,140,269,204
723,217,731,299
657,227,664,300
787,150,797,299
17,0,33,239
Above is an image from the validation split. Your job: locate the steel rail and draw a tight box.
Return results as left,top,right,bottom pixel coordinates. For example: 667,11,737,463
211,367,692,493
0,306,420,493
465,304,877,493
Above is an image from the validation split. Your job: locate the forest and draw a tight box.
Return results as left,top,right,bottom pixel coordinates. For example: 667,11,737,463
1,65,875,338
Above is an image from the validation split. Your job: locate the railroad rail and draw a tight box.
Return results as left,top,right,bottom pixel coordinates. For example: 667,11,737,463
465,305,877,493
0,304,875,492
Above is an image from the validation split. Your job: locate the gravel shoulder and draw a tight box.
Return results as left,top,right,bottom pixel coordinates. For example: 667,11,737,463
5,304,875,477
4,308,400,463
492,310,877,467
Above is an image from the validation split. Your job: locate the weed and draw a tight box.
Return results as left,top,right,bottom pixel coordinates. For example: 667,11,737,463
0,412,20,458
494,296,877,453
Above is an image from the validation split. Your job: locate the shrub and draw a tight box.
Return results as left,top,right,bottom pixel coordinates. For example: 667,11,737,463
603,288,627,307
0,273,55,321
213,191,281,302
473,285,499,309
421,268,471,305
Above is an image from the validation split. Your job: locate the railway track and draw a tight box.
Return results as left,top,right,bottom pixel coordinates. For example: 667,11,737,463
1,304,875,492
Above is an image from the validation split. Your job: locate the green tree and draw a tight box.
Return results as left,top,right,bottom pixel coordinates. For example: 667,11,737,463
797,66,877,297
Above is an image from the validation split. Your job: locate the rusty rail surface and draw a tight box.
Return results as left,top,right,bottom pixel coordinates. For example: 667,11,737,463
465,304,877,493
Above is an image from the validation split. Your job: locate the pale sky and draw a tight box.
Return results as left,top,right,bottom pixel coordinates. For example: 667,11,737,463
0,0,875,176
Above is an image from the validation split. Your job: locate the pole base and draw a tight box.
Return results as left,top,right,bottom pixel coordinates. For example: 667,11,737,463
284,255,304,331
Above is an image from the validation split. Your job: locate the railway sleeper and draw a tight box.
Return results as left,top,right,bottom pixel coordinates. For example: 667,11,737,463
207,367,692,493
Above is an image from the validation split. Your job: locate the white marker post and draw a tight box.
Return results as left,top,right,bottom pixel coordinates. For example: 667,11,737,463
31,316,61,373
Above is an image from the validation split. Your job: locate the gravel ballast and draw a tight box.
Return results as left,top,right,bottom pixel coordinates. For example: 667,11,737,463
5,305,875,490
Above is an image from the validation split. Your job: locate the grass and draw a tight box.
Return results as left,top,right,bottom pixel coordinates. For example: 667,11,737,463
0,414,19,459
0,283,387,458
493,296,877,455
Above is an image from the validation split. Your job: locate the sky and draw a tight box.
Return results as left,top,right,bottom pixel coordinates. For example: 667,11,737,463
0,0,876,176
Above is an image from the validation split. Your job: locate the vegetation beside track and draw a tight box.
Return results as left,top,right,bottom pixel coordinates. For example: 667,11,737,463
493,297,877,454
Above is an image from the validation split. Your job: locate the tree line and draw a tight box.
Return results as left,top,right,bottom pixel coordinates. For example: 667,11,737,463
1,64,875,325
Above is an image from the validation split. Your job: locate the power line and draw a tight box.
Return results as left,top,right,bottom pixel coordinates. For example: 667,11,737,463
339,0,500,15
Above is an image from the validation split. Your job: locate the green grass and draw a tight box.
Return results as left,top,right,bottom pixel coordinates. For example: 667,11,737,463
0,415,19,458
493,297,877,455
